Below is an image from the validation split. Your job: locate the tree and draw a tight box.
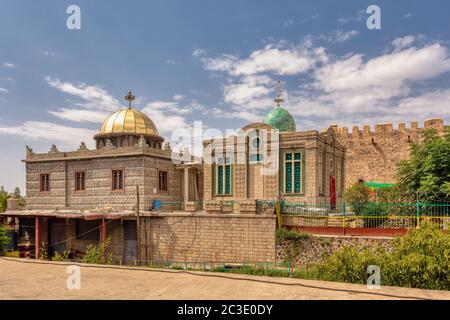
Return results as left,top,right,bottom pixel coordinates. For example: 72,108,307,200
0,187,10,213
0,224,10,255
396,127,450,202
13,187,21,198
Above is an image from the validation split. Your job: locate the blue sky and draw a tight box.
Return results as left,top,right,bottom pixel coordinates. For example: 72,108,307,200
1,0,450,191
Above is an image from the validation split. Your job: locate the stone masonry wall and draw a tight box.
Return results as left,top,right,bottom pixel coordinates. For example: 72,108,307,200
331,118,446,189
276,235,393,266
140,213,276,263
25,154,182,211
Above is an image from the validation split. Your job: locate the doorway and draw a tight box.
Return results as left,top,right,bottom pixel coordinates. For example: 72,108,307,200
123,220,137,265
330,175,336,210
49,220,66,256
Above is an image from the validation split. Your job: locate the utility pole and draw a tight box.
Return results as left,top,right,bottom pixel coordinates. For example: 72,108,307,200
136,185,141,266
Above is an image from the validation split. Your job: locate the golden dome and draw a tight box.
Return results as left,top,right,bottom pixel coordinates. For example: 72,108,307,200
99,108,159,136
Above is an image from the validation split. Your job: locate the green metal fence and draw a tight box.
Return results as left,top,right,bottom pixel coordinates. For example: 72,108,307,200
277,201,450,230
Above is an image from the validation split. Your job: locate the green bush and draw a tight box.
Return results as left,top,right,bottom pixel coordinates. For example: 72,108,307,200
315,223,450,290
381,223,450,290
316,245,382,284
275,228,310,242
52,250,71,262
344,183,371,215
0,225,10,255
81,238,113,265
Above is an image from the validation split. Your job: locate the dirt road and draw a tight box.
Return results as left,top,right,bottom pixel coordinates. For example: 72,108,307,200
1,258,449,300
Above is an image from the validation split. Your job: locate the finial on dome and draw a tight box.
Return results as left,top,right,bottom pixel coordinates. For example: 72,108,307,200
274,80,284,107
124,90,135,109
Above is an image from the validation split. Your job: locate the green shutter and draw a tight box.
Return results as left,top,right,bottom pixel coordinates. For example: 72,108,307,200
285,162,292,193
294,161,301,193
225,165,231,194
217,165,223,194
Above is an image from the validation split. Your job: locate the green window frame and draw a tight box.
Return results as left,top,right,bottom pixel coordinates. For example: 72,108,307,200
248,130,264,163
215,157,232,195
282,151,304,194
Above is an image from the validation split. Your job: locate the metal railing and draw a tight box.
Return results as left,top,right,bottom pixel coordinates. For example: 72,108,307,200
279,201,450,231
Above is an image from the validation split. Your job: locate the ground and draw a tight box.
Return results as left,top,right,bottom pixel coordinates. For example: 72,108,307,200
1,258,449,300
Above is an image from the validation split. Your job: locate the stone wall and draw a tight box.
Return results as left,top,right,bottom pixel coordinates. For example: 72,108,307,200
40,213,276,265
276,235,393,266
140,213,276,263
25,154,182,211
331,118,446,189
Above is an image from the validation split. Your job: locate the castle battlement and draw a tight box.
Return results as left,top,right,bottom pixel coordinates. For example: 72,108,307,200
330,118,445,141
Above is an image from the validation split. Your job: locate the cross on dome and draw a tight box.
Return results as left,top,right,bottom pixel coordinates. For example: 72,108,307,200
124,90,136,108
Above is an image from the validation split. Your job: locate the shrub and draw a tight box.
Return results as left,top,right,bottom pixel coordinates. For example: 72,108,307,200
81,238,113,265
314,223,450,290
0,225,10,255
4,250,20,258
52,250,71,262
316,245,382,284
382,223,450,290
344,183,372,215
275,228,310,242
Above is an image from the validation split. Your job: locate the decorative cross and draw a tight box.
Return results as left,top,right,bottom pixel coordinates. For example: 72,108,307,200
274,80,284,107
124,90,135,108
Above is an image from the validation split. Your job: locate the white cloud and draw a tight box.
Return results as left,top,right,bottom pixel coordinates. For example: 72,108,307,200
142,104,191,136
283,19,294,28
0,88,8,93
146,99,205,116
46,77,121,112
0,121,96,149
41,51,55,56
45,77,122,123
200,41,328,77
3,62,14,68
48,109,109,123
392,35,415,51
338,10,365,24
223,75,274,108
403,13,413,19
394,89,450,117
192,48,207,57
199,37,450,128
314,43,450,94
332,30,359,43
166,59,181,65
173,94,184,101
202,54,237,73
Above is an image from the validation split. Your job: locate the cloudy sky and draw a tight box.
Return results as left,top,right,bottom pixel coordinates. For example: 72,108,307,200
1,0,450,191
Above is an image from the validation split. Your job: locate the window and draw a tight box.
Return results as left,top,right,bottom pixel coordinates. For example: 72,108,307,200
215,157,232,195
76,220,100,241
249,130,264,163
40,174,50,192
112,170,124,190
318,153,324,195
75,172,86,191
283,152,303,194
159,171,168,191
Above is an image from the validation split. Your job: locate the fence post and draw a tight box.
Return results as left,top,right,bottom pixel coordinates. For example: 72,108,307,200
416,192,420,229
342,202,346,236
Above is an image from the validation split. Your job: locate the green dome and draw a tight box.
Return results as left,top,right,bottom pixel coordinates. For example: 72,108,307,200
263,106,296,132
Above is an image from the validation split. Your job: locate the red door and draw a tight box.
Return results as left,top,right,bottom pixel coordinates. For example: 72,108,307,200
330,175,336,209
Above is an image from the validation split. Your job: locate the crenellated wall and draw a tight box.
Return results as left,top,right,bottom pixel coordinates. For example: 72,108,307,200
330,118,446,189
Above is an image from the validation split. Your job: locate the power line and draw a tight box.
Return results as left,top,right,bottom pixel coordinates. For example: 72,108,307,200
0,257,432,300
